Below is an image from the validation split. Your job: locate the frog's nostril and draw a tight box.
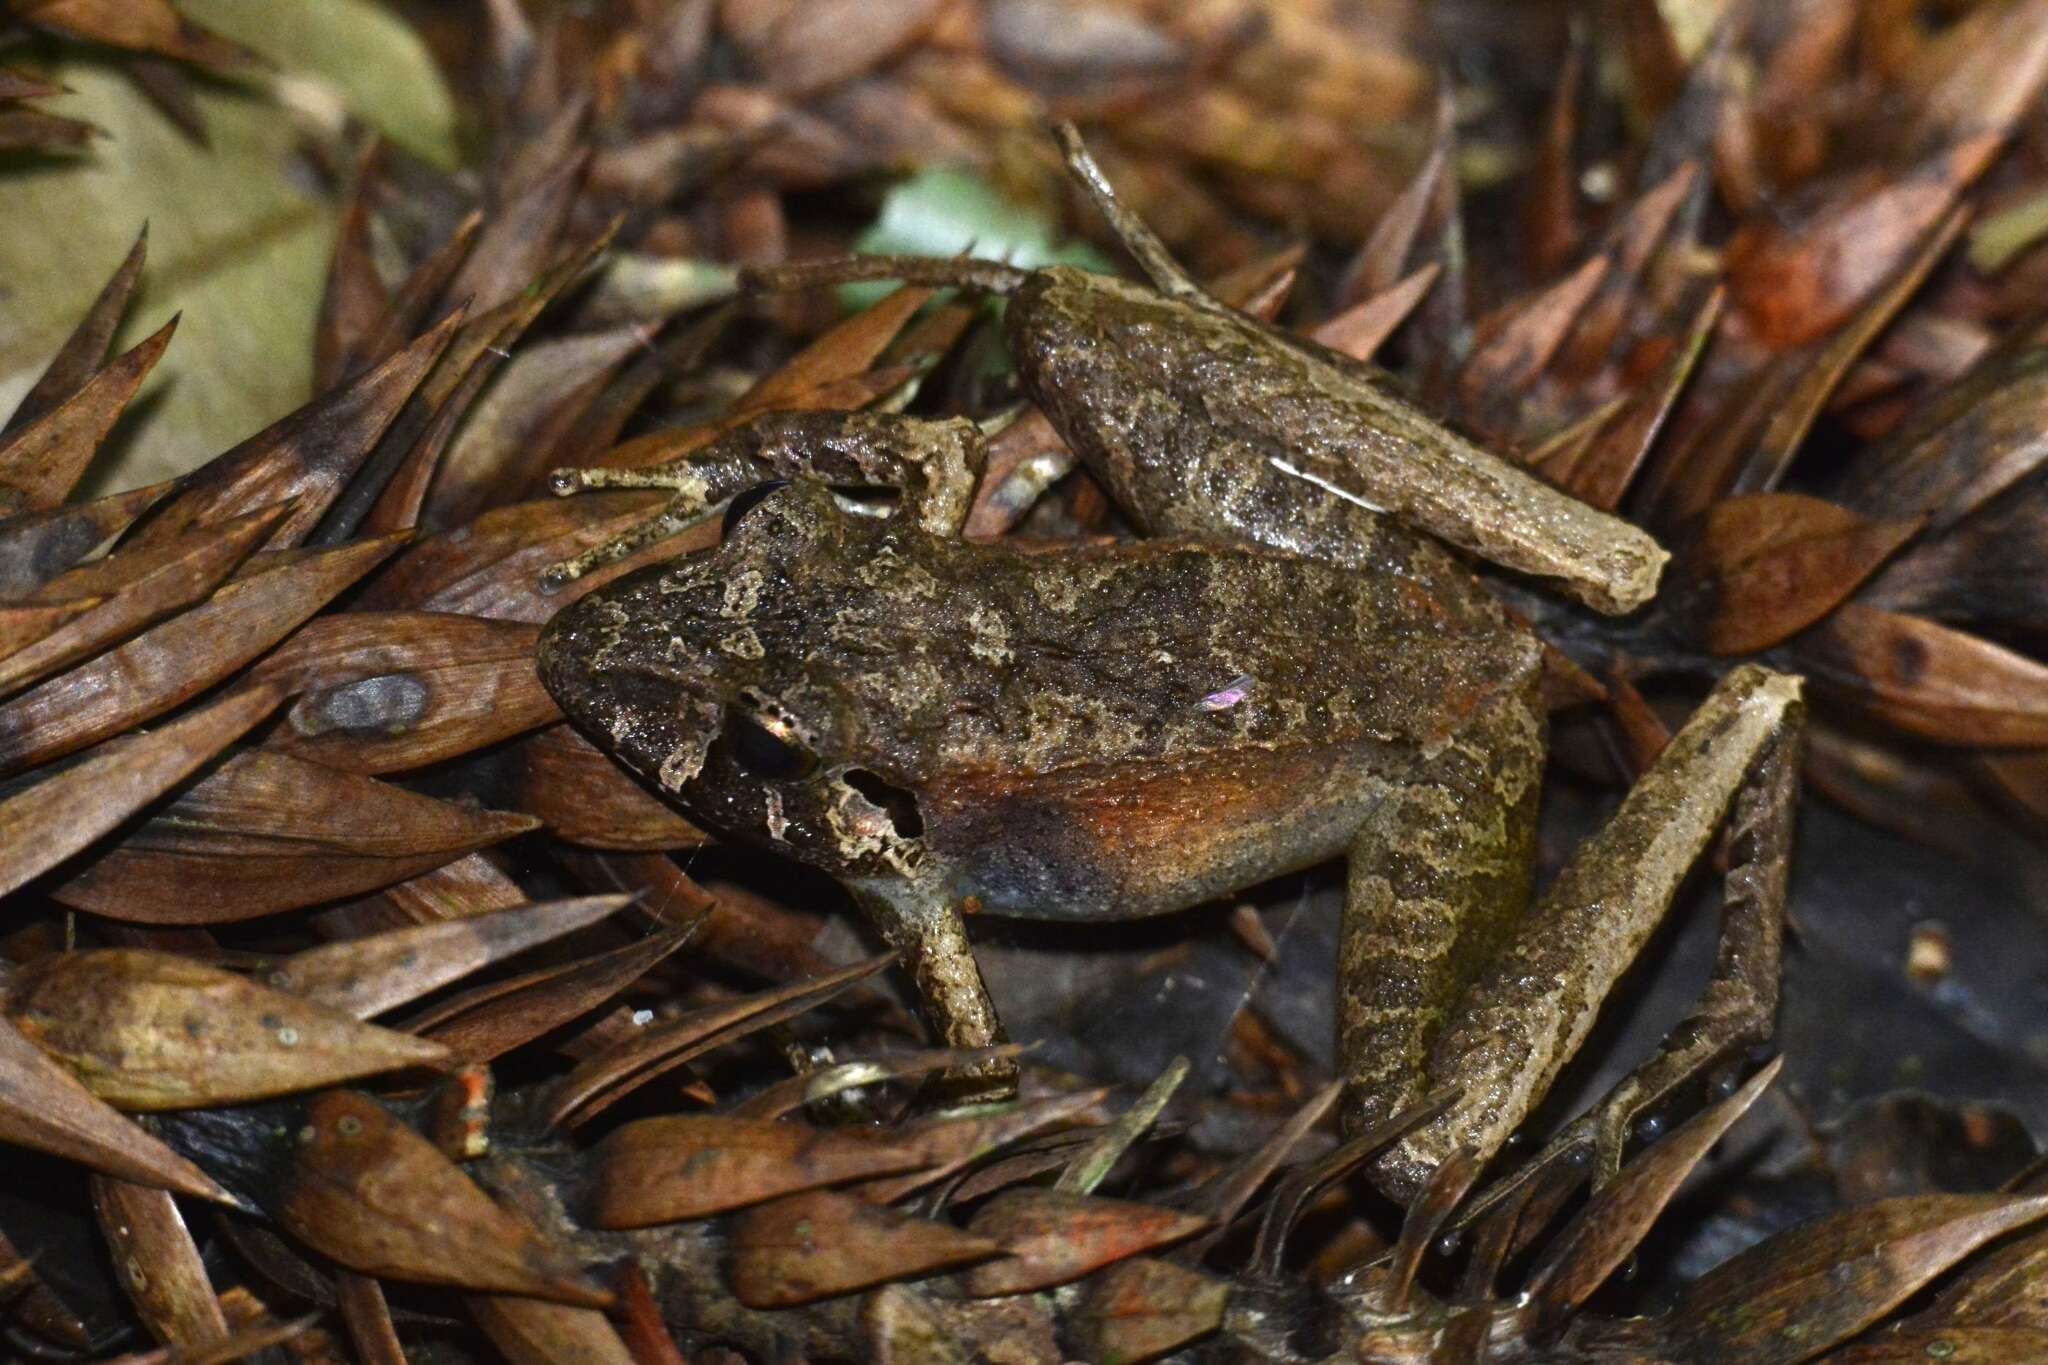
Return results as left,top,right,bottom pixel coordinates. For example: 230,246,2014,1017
844,768,924,838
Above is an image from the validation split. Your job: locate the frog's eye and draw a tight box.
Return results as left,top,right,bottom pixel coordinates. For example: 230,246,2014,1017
721,480,792,538
722,706,816,780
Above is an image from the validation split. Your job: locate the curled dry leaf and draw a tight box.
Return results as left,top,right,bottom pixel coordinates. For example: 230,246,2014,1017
964,1188,1208,1297
730,1187,1004,1309
5,948,450,1108
54,749,540,922
1672,493,1924,655
278,1090,611,1306
0,533,404,776
269,894,631,1018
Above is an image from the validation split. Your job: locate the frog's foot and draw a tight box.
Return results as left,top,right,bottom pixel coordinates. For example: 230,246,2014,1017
1453,701,1800,1232
1371,664,1804,1207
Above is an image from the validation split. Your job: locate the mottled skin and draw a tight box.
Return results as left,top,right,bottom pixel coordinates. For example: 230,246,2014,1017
538,129,1804,1204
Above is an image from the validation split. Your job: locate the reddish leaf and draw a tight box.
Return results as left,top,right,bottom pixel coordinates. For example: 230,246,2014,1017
1790,603,2048,746
12,0,253,67
1069,1256,1228,1363
730,1187,1003,1308
1308,264,1440,364
468,1294,637,1365
965,1189,1207,1296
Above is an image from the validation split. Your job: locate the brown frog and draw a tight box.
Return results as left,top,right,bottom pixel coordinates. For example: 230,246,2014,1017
535,129,1803,1204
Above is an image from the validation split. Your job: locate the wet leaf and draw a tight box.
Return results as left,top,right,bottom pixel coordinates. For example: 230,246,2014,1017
0,316,176,512
729,1044,1023,1121
1069,1255,1228,1364
1790,603,2048,746
55,749,539,922
0,533,401,775
279,1090,610,1305
252,611,559,773
0,1016,232,1202
1673,494,1924,655
849,1090,1111,1206
1058,1055,1186,1194
0,683,279,899
270,894,630,1018
92,1175,230,1350
965,1189,1206,1296
729,1187,1004,1308
1458,253,1609,425
506,723,712,849
5,948,449,1108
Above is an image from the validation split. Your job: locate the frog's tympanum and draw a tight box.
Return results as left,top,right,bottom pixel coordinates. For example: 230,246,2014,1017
536,128,1804,1205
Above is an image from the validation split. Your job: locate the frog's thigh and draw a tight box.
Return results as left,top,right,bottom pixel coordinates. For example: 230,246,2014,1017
1338,672,1543,1136
1383,664,1803,1193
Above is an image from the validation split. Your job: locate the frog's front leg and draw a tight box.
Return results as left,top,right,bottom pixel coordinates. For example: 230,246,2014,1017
1357,664,1803,1202
541,410,985,588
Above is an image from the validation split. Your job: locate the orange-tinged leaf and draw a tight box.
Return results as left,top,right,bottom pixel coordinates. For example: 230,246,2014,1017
734,285,934,418
333,1272,405,1365
1563,286,1722,511
1674,493,1923,655
1457,252,1609,423
965,1189,1207,1296
54,749,540,922
591,1113,937,1227
127,315,460,553
0,595,98,659
0,1017,233,1203
443,153,591,317
2,224,146,437
730,1187,1003,1308
0,316,176,512
1069,1255,1228,1363
1790,603,2048,746
0,533,403,776
507,724,712,849
0,502,288,698
92,1175,230,1350
1308,264,1439,363
0,684,280,899
279,1091,610,1306
271,895,629,1018
5,949,450,1109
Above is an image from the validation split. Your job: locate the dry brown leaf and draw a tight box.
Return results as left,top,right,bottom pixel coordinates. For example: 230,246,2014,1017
729,1187,1004,1308
91,1175,231,1350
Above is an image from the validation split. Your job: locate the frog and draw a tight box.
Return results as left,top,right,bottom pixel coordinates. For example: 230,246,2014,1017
534,126,1804,1206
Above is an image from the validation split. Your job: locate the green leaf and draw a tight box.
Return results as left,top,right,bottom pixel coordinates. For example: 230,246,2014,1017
178,0,460,168
0,62,337,495
846,165,1113,309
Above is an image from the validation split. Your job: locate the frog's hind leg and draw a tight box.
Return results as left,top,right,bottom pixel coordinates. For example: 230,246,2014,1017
738,255,1030,297
539,449,768,591
1373,664,1804,1205
1050,122,1211,305
1339,671,1545,1148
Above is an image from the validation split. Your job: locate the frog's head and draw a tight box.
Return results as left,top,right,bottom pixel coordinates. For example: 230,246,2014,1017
537,480,934,882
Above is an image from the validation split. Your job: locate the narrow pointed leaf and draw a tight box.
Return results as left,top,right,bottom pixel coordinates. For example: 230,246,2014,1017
735,286,934,418
3,224,146,436
0,480,169,598
1564,285,1722,511
270,894,630,1018
730,1187,1004,1308
469,1294,637,1365
0,1018,233,1203
965,1189,1207,1296
1308,264,1439,363
0,683,279,898
0,316,176,512
507,724,712,849
14,0,255,66
92,1175,230,1350
279,1090,609,1305
6,948,449,1108
1791,603,2048,745
1070,1256,1228,1364
1058,1055,1187,1194
54,749,540,921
